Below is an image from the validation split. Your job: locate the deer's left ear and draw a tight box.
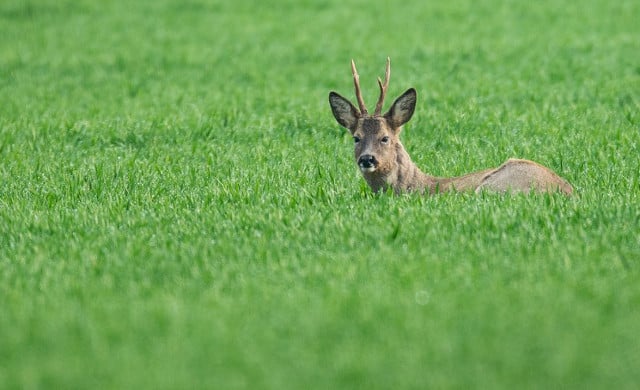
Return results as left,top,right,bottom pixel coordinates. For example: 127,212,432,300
329,91,360,132
384,88,416,130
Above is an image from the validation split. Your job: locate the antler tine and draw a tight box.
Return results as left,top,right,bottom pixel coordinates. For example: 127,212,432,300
374,57,391,116
351,59,368,115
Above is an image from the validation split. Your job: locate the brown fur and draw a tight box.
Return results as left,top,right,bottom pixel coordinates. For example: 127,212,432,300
329,60,573,196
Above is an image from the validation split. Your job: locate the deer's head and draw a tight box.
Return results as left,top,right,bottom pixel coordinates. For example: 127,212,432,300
329,58,417,178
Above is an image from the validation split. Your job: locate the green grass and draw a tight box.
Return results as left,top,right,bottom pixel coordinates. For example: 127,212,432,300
1,0,640,388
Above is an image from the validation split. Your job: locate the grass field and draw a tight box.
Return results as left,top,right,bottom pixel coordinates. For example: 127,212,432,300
1,0,639,388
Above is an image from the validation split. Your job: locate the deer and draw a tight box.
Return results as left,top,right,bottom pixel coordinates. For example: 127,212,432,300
328,58,573,195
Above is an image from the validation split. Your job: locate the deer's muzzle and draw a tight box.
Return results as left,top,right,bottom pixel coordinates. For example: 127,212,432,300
358,154,378,172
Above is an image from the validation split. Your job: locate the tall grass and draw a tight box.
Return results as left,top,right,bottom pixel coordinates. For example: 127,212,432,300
1,0,639,388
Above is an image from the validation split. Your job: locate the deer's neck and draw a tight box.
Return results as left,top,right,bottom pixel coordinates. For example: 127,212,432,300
362,142,437,194
362,143,493,194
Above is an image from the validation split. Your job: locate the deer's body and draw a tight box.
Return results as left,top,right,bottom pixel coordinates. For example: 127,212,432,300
329,59,573,196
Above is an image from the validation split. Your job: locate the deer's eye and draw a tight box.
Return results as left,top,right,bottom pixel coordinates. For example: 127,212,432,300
353,136,361,143
381,136,390,144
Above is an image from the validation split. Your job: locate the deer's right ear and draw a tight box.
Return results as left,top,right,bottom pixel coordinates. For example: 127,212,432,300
329,92,360,132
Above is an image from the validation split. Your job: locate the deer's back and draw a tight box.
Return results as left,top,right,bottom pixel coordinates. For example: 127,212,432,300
475,158,573,195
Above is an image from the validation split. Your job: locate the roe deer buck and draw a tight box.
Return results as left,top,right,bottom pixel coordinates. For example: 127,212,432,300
328,58,573,195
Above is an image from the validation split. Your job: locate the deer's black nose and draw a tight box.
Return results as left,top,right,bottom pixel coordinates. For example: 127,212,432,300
358,154,377,168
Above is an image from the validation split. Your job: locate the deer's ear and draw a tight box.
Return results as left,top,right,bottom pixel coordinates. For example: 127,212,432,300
329,92,360,131
384,88,416,130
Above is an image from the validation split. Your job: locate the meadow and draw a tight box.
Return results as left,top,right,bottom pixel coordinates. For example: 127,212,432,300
1,0,639,388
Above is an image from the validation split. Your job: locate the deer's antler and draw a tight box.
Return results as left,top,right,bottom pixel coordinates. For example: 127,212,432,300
374,57,391,116
351,59,368,115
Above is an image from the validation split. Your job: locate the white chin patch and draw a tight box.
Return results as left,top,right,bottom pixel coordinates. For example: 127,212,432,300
359,166,377,173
